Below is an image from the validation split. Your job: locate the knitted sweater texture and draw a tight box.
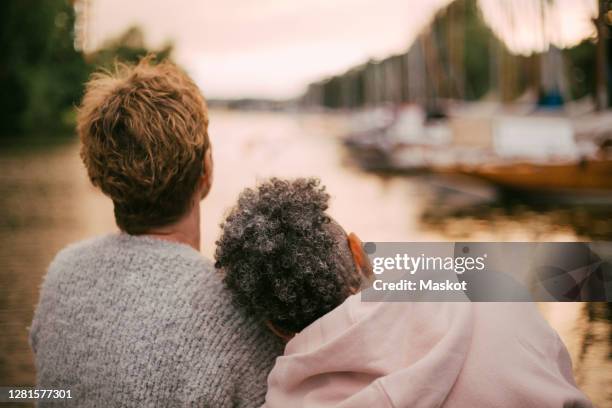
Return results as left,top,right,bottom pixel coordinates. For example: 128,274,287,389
30,233,283,407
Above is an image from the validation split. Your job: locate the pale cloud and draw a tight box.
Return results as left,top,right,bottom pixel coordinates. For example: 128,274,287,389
84,0,596,99
478,0,597,55
85,0,451,98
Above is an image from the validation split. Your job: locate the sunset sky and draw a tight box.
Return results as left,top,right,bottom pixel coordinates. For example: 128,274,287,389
83,0,597,99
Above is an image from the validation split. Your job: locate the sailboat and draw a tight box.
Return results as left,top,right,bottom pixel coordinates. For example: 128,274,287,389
448,114,612,197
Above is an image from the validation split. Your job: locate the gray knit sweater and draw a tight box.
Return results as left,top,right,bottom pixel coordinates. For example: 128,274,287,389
30,233,283,407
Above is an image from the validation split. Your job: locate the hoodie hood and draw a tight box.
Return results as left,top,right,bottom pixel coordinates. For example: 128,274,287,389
264,296,592,408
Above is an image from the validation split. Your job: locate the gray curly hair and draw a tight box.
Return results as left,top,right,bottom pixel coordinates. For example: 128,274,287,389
214,178,362,333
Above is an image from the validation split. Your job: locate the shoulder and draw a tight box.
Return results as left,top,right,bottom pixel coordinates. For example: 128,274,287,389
191,271,283,349
186,266,284,366
43,235,116,285
48,233,209,272
50,234,112,266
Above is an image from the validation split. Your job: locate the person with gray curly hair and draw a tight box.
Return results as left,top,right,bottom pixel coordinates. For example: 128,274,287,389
215,177,371,338
216,178,592,408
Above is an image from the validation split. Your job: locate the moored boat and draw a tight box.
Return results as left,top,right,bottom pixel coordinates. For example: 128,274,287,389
456,158,612,194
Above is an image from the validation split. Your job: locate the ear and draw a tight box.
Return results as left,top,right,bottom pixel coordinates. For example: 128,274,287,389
265,320,295,343
200,147,213,199
348,232,373,280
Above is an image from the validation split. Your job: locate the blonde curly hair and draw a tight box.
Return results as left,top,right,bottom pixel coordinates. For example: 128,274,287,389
77,57,210,233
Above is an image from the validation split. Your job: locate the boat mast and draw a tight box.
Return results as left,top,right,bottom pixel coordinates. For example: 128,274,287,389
595,0,609,110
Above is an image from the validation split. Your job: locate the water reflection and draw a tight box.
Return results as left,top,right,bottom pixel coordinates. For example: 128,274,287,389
419,175,612,241
0,110,609,406
0,144,114,387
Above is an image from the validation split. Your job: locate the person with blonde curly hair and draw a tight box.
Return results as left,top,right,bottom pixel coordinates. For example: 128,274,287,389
30,57,283,407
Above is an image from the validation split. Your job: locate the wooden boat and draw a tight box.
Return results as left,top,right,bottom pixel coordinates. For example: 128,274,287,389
442,114,612,196
457,158,612,194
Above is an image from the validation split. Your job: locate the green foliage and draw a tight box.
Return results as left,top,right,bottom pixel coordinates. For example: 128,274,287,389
0,1,173,140
87,26,173,71
564,40,596,100
0,0,87,137
463,0,492,100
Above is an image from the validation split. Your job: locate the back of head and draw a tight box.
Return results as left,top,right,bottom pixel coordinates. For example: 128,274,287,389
77,57,210,234
215,178,361,333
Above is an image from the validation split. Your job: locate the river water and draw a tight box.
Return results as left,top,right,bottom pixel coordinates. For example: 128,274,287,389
0,110,610,405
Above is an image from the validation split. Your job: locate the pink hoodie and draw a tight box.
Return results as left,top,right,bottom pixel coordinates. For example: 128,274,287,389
264,296,592,408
